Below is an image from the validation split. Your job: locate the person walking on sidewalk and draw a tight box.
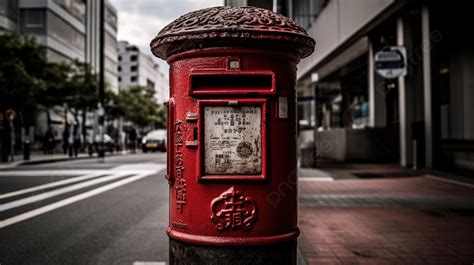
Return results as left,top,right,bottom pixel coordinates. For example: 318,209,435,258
73,125,81,157
43,127,54,154
62,123,69,155
129,128,137,154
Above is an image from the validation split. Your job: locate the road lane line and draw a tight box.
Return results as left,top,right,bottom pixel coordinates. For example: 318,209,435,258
0,171,155,212
0,172,106,199
0,170,103,177
0,167,164,228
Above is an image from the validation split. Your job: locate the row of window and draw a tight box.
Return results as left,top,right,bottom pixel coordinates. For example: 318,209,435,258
118,65,138,72
118,76,138,82
53,0,86,23
118,55,138,62
20,9,85,51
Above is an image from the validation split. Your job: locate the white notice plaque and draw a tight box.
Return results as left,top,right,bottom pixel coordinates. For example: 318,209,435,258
204,106,261,175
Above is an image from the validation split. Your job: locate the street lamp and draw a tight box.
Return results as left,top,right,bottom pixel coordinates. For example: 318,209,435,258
98,0,106,162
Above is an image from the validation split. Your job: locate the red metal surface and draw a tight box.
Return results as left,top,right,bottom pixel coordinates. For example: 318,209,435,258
150,6,314,246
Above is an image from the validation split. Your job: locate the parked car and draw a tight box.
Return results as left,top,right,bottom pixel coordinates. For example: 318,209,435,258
142,129,167,152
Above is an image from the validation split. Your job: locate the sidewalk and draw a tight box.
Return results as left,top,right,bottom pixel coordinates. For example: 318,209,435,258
0,150,130,169
297,163,474,265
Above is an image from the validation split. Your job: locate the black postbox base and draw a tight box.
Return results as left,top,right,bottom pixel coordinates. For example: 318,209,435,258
169,239,297,265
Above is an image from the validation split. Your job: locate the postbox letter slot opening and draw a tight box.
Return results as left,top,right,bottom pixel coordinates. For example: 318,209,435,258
190,74,274,94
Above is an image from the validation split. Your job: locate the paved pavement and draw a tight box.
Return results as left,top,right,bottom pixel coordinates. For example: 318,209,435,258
0,150,134,169
297,164,474,265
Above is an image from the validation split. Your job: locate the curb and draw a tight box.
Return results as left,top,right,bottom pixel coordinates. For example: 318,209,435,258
0,151,131,169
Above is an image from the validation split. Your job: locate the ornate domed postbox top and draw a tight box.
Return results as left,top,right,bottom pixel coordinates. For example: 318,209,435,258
150,6,315,60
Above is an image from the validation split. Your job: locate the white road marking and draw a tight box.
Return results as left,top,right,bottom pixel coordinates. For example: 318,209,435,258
111,163,167,172
0,166,164,228
133,262,166,265
425,175,474,188
0,170,103,177
0,171,155,212
299,177,334,182
0,172,105,199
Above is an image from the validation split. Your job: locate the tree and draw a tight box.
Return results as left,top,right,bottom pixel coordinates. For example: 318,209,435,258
109,86,166,131
63,60,99,140
37,62,73,125
0,32,48,125
0,32,101,151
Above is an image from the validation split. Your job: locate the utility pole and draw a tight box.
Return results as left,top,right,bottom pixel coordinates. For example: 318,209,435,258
98,0,106,162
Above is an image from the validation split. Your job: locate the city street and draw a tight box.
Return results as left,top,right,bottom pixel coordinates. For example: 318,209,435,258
0,153,169,265
1,155,474,265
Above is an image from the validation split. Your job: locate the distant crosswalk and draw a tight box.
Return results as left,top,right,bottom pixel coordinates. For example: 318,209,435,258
0,163,165,228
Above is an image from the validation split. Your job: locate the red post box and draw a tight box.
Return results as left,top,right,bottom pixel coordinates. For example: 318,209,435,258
150,6,314,264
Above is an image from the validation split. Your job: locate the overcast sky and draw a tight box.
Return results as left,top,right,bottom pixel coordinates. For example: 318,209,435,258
110,0,224,76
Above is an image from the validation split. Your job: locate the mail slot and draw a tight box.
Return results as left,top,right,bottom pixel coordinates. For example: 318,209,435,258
190,71,275,95
150,6,315,264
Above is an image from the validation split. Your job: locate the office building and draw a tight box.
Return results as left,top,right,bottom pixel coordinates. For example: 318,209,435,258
117,41,168,104
0,0,18,31
86,0,118,92
3,0,119,144
17,0,86,62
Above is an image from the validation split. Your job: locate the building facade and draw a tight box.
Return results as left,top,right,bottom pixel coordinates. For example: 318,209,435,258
224,0,272,10
2,0,119,146
117,41,168,104
224,0,474,174
86,0,118,92
2,0,118,90
17,0,86,63
0,0,18,31
290,0,474,173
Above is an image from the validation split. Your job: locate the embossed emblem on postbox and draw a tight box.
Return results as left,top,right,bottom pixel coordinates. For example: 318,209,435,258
211,187,257,232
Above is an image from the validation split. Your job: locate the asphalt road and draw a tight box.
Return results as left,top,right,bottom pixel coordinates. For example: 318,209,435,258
0,152,169,265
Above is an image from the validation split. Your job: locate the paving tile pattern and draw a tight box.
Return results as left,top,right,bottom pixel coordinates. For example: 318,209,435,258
298,176,474,265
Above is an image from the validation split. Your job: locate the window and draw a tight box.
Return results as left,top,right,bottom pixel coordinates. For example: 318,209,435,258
130,55,138,61
118,77,121,82
105,5,117,30
1,0,18,21
130,65,137,72
131,76,137,82
118,66,121,72
53,0,85,23
105,32,117,52
118,55,122,61
20,9,46,34
48,11,84,51
146,79,155,89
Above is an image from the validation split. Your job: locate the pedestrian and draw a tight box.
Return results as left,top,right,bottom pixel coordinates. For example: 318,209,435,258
73,125,81,157
43,127,54,154
62,123,69,155
129,128,137,154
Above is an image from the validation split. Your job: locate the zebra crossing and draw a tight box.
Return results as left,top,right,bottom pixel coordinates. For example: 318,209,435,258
0,163,165,228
